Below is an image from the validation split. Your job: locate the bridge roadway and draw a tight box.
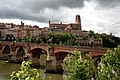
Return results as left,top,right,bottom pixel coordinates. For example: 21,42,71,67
0,41,107,73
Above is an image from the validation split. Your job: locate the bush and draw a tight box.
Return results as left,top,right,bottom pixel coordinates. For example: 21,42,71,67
62,50,96,80
62,46,120,80
97,46,120,80
10,61,43,80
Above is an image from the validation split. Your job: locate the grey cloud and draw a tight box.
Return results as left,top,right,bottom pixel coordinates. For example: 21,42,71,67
22,0,84,12
96,0,120,8
96,20,120,36
0,7,47,22
0,0,85,23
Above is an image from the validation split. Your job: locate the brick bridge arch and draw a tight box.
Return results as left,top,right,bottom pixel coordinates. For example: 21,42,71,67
28,44,48,66
16,46,25,56
0,42,12,52
55,51,72,61
0,42,29,62
13,42,28,56
0,42,12,60
53,46,76,54
46,46,107,72
28,44,48,54
1,45,11,60
30,48,47,58
53,46,86,60
14,46,26,62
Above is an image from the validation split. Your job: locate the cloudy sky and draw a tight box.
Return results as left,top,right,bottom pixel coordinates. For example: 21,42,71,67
0,0,120,36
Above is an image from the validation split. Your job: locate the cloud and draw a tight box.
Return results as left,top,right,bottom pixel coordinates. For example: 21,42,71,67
95,0,120,9
0,0,85,22
73,0,120,36
0,0,120,36
22,0,84,11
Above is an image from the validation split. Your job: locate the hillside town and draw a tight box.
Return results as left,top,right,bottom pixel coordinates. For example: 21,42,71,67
0,15,102,47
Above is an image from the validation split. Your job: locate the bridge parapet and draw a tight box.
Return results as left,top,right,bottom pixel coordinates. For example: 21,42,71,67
52,45,108,56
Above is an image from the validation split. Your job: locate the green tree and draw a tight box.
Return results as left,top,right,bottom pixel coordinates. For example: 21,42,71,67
10,61,43,80
88,30,120,48
22,36,36,43
5,34,15,41
36,38,42,44
97,46,120,80
47,32,75,46
62,50,96,80
15,38,21,42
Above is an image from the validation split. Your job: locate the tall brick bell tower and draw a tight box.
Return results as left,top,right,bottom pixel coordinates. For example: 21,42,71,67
75,15,81,30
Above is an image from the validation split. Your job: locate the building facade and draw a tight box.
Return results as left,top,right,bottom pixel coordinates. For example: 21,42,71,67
0,15,102,47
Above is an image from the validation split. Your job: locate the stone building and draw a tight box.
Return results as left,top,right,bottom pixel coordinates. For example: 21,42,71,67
49,15,88,37
49,15,102,47
0,14,103,47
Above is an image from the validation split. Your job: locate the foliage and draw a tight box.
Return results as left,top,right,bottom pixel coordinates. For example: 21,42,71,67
10,61,43,80
47,32,75,46
97,45,120,80
36,38,42,44
62,46,120,80
88,31,120,48
20,33,76,45
62,50,96,80
5,34,15,41
15,38,21,42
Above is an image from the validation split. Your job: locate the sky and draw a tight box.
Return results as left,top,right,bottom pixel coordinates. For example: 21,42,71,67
0,0,120,36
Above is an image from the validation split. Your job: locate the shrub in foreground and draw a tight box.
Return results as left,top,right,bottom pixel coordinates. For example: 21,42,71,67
10,61,43,80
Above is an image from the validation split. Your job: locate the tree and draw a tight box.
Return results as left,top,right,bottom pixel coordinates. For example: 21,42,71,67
62,50,96,80
88,30,120,48
15,38,21,42
5,34,15,41
47,32,75,46
62,46,120,80
97,46,120,80
36,38,42,44
10,61,43,80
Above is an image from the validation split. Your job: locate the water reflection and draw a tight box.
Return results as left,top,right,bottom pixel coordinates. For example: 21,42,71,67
0,60,64,80
0,60,20,80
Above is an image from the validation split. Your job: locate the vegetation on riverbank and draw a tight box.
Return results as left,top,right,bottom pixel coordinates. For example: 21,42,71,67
4,31,120,48
62,46,120,80
89,30,120,48
10,61,43,80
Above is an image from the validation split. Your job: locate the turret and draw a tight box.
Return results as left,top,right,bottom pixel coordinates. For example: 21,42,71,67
49,21,50,24
21,21,24,26
75,15,81,24
75,15,81,30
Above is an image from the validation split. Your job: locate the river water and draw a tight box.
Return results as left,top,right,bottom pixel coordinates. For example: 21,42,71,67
0,60,65,80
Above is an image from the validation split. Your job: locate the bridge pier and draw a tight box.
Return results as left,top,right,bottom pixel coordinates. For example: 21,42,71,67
0,54,9,60
7,52,24,63
7,54,12,62
7,54,19,63
45,56,63,73
30,57,40,67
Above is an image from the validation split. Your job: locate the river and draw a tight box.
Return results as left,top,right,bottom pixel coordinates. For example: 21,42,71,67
0,60,65,80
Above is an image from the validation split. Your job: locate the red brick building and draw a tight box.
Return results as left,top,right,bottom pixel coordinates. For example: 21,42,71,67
0,15,103,47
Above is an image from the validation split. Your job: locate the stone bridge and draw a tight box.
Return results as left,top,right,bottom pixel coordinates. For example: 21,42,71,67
0,42,107,72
